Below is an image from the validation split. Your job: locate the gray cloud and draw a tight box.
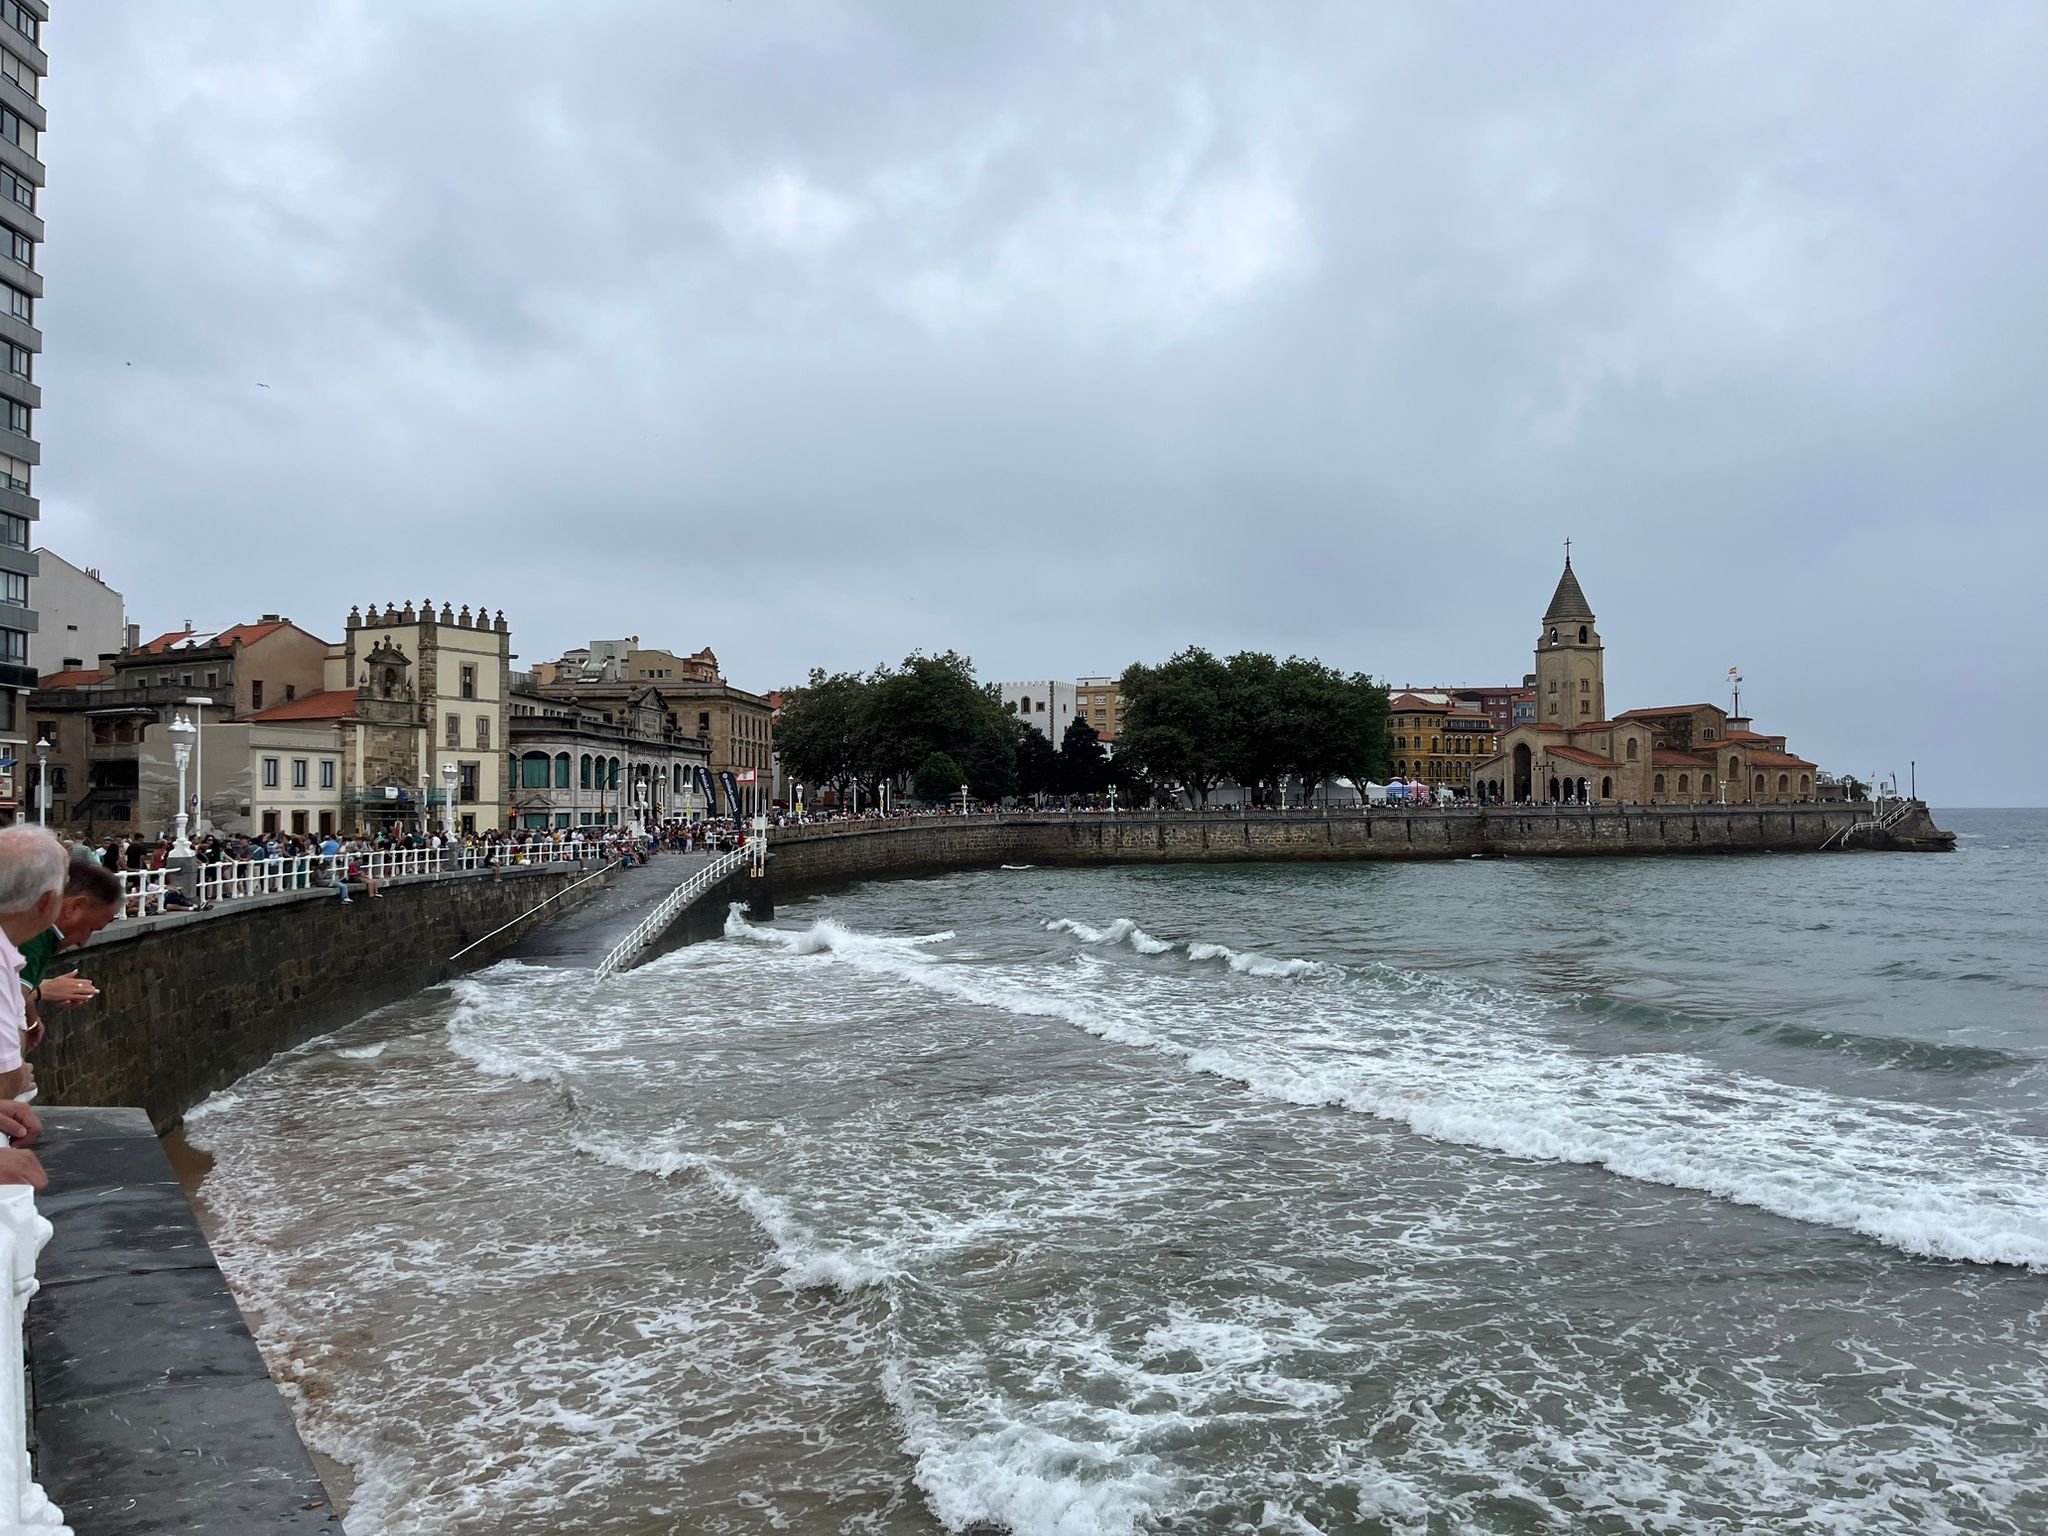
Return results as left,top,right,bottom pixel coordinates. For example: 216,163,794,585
35,1,2042,802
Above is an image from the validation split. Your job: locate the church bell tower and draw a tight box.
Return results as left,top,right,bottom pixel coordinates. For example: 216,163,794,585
1534,548,1605,724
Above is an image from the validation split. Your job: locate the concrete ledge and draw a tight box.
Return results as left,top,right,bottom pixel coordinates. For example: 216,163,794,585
27,1108,335,1535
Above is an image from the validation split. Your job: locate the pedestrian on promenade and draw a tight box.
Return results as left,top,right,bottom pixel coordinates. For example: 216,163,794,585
0,825,70,1102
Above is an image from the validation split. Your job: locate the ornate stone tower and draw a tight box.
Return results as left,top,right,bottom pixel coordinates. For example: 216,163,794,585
1534,552,1605,724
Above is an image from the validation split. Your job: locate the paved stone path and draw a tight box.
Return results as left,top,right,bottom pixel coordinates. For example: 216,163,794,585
502,852,713,968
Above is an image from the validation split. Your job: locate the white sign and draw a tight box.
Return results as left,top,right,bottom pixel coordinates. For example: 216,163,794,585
736,769,758,783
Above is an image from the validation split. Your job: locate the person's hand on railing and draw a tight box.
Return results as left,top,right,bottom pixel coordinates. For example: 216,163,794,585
0,1147,44,1189
0,1099,39,1147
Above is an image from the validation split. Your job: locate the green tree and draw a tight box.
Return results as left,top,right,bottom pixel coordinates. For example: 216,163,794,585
863,651,1015,800
912,751,967,807
1268,658,1389,804
1056,717,1109,800
1014,723,1060,801
773,668,873,801
1220,651,1289,803
1116,647,1230,808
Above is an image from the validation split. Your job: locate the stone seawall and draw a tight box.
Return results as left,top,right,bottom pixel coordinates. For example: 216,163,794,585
36,863,621,1132
764,803,1940,893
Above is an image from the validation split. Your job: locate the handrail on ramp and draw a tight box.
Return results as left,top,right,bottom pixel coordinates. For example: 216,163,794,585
594,843,756,980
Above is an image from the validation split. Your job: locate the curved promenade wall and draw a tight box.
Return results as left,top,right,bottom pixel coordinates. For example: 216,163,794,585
37,863,621,1133
764,804,1938,892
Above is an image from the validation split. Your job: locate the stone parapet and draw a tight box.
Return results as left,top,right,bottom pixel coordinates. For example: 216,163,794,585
763,803,1946,893
36,863,621,1132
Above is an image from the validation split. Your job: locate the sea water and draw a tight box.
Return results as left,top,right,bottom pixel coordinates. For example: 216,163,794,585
185,808,2048,1535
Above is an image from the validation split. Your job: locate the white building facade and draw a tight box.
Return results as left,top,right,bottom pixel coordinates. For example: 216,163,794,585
1000,680,1078,744
28,549,124,674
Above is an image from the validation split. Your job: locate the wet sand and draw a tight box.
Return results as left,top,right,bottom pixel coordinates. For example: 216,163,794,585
163,1127,359,1522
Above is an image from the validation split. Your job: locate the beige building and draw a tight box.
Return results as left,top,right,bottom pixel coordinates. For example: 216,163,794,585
538,641,773,817
1075,675,1126,742
1467,556,1818,806
275,599,515,835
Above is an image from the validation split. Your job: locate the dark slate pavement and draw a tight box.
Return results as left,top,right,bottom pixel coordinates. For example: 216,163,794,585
501,852,713,967
28,1107,337,1535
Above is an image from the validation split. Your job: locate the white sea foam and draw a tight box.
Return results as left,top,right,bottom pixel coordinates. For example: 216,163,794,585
732,912,2048,1270
881,1360,1177,1536
572,1129,893,1295
1044,915,1324,974
331,1042,388,1060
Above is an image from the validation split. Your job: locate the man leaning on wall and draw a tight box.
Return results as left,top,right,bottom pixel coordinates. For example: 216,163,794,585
0,826,63,1188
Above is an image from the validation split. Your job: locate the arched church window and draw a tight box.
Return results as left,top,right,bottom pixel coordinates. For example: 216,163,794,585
1578,626,1588,643
382,668,398,698
1777,774,1789,795
1601,776,1612,799
1729,756,1740,779
1625,738,1638,761
1431,737,1440,753
1754,773,1766,795
1654,774,1666,795
1677,774,1689,794
1800,775,1811,796
1549,628,1558,645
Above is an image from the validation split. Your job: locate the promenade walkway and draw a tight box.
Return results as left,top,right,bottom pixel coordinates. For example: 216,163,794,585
503,852,713,968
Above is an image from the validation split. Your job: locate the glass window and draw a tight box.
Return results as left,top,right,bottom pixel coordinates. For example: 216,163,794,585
291,759,308,788
521,752,551,789
320,760,335,790
445,713,460,747
1,48,36,98
0,568,22,605
3,5,37,45
5,400,26,434
1,169,29,211
554,752,570,789
476,715,490,750
460,664,475,700
262,757,280,788
0,512,23,547
0,108,31,154
5,283,27,321
6,342,26,376
3,232,25,269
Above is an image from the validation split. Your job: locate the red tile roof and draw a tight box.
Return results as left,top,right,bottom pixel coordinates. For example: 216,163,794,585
1748,750,1816,769
1616,703,1718,719
213,620,290,649
246,690,360,723
137,628,199,655
1389,693,1449,713
1548,745,1619,766
37,668,108,689
1652,749,1713,767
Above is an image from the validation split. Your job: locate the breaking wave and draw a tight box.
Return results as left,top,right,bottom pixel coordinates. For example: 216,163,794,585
1043,915,1328,978
729,912,2048,1271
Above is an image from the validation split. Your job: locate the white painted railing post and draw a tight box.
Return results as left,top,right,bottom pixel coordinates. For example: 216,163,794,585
0,1186,68,1532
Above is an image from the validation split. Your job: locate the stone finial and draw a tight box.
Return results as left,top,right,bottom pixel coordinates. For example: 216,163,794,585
347,605,362,628
475,601,489,630
458,604,472,628
382,604,400,625
401,600,416,623
440,602,455,625
494,609,509,633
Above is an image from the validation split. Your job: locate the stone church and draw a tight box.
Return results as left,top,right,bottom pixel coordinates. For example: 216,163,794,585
1467,556,1819,806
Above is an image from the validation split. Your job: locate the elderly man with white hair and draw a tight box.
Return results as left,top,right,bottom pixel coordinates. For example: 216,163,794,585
0,825,61,1188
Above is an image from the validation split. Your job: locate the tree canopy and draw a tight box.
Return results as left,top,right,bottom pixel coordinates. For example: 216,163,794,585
1117,648,1389,807
776,651,1020,803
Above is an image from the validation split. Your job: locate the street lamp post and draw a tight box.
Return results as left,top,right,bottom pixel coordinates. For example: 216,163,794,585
33,737,48,826
1108,783,1118,816
959,783,969,817
169,714,197,857
441,761,458,842
181,695,213,835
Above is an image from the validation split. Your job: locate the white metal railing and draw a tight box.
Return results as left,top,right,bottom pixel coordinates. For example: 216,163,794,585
116,868,169,919
0,1185,69,1531
595,844,755,980
110,840,620,923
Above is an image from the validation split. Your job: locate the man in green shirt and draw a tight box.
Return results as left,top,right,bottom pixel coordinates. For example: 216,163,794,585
19,860,122,1056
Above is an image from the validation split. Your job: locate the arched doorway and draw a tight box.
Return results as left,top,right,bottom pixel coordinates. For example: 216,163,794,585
1513,743,1533,802
1577,776,1589,803
1600,775,1612,800
1548,775,1561,802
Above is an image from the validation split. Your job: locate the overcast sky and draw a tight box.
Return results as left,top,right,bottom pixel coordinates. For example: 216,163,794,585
35,3,2043,803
